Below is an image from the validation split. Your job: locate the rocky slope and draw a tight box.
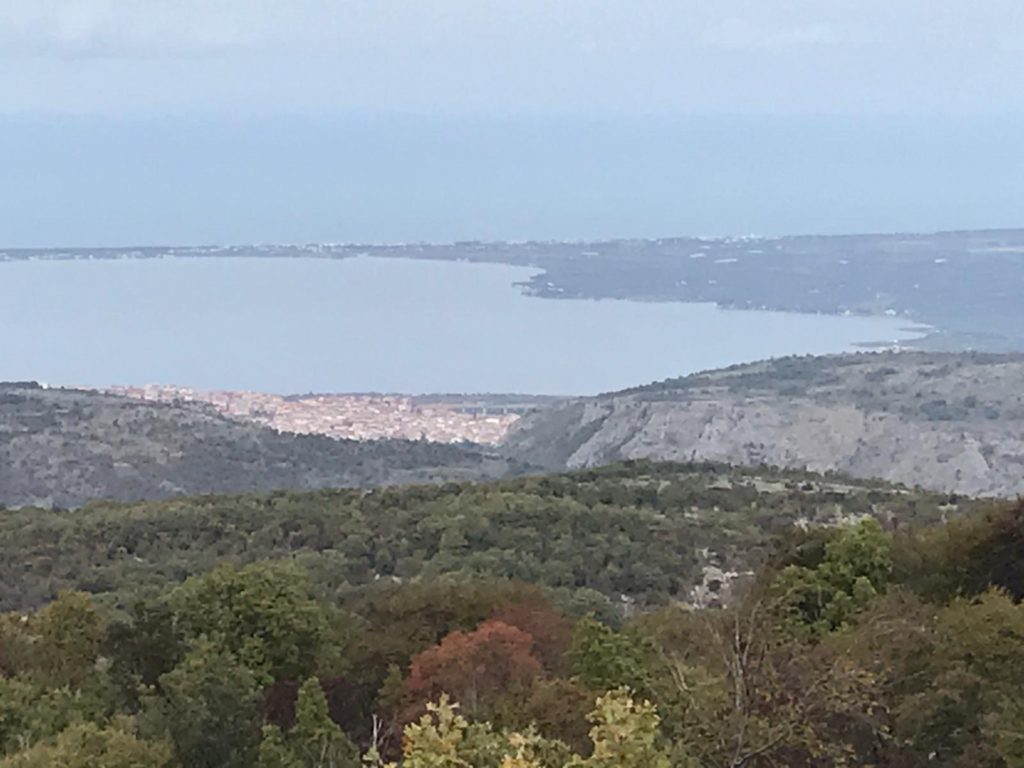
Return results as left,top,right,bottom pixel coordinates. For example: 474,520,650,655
502,352,1024,497
0,385,522,508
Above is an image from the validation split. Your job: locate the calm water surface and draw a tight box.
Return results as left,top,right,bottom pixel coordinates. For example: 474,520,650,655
0,257,923,395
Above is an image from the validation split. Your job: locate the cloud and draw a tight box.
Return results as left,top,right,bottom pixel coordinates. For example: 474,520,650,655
0,0,262,59
2,0,1021,60
0,0,1021,116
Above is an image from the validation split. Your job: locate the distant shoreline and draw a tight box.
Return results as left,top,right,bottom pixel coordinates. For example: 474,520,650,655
4,226,1023,356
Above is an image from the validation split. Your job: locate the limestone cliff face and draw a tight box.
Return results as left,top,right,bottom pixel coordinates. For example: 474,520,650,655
502,352,1024,497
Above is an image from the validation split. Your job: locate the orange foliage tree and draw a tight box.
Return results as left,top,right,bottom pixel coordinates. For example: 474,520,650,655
404,619,542,720
490,599,572,674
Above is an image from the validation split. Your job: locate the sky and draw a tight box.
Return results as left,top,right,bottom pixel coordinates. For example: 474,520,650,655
1,1,1023,245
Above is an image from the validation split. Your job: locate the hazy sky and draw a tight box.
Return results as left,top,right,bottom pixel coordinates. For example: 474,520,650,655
1,2,1022,245
3,0,1023,116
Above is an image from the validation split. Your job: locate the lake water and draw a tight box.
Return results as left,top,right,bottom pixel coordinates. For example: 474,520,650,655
0,256,923,395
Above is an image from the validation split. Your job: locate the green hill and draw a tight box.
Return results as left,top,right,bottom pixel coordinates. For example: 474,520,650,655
0,459,987,612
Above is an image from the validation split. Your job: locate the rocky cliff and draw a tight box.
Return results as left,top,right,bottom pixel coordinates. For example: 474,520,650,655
502,352,1024,497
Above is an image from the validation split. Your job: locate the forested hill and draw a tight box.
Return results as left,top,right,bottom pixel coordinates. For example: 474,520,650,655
0,385,521,509
0,459,987,613
502,351,1024,496
2,473,1021,768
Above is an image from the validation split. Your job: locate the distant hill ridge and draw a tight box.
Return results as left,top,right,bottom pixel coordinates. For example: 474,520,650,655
0,386,521,509
501,351,1024,497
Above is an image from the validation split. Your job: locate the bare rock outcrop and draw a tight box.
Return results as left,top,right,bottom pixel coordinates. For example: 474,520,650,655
503,352,1024,496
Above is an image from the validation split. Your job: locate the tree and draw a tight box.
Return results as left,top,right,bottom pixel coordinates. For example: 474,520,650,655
0,676,86,757
344,579,538,698
258,726,303,768
892,589,1024,767
489,597,572,674
264,676,370,748
827,588,940,767
398,695,471,768
772,519,893,637
568,617,651,693
990,697,1024,768
104,600,183,706
898,500,1024,603
170,562,336,684
405,621,541,720
392,690,666,768
258,678,358,768
572,688,670,768
643,589,888,768
0,595,111,757
27,591,102,689
153,639,261,768
0,719,173,768
0,614,31,678
494,678,592,756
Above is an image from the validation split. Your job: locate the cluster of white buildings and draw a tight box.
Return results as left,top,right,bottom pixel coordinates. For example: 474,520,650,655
99,385,518,444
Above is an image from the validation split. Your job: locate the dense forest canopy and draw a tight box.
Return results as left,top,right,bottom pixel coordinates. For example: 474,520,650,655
0,460,985,613
2,460,1023,766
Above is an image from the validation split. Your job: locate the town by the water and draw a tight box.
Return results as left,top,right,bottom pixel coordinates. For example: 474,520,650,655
96,384,544,443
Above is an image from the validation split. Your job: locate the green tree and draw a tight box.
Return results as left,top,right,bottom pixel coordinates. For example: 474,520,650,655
170,562,342,684
153,639,261,768
642,590,888,768
0,677,88,757
258,725,303,768
104,600,183,707
893,590,1024,767
258,678,358,768
28,591,102,689
0,719,173,768
568,617,651,693
772,518,893,636
990,697,1024,768
897,500,1024,603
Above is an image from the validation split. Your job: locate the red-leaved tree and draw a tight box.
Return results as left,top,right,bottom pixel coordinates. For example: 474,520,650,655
490,600,572,674
404,619,542,719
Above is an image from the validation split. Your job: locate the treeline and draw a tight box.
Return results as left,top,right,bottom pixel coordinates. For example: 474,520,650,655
1,493,1023,767
0,461,984,612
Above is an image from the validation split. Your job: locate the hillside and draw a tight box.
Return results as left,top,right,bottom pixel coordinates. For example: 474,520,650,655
0,459,986,612
0,385,521,509
1,463,1020,768
502,351,1024,496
